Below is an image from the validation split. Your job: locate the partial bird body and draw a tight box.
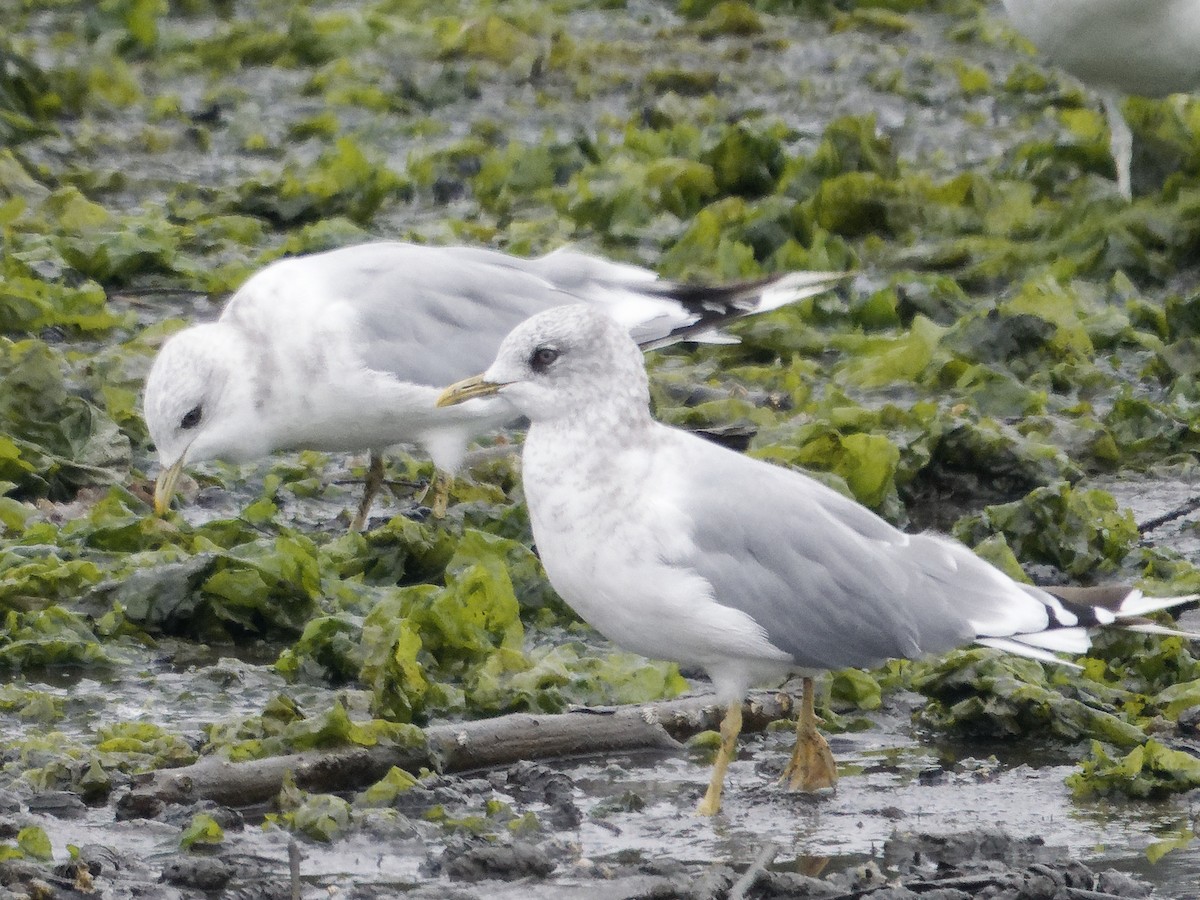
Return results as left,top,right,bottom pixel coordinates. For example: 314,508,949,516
143,241,845,526
437,305,1197,815
1004,0,1200,98
1001,0,1200,197
521,362,1097,688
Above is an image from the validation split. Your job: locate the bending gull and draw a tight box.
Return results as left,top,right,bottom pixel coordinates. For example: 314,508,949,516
142,241,845,529
1001,0,1200,198
437,305,1199,815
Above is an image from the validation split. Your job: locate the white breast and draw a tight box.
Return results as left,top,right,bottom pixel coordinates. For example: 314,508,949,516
522,423,793,699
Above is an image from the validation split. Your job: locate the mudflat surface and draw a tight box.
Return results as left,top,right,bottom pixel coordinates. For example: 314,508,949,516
6,0,1200,897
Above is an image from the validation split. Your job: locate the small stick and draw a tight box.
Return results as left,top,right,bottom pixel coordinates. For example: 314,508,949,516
288,839,301,900
1138,495,1200,534
728,840,780,900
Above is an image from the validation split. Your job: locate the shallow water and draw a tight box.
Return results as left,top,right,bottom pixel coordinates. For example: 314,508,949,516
8,628,1200,896
8,0,1200,895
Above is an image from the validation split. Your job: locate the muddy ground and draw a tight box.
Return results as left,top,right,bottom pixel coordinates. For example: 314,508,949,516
7,0,1200,897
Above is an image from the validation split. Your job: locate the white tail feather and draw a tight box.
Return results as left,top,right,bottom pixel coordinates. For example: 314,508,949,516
1007,627,1091,654
756,271,849,313
973,590,1198,668
1122,623,1200,641
976,637,1084,669
1116,591,1200,618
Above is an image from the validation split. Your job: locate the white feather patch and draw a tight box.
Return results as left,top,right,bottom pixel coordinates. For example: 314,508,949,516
1116,591,1200,617
1007,627,1091,654
1122,623,1200,641
757,271,847,312
1040,592,1079,626
975,637,1083,669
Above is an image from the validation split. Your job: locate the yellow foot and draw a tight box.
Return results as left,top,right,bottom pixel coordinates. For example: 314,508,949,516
695,700,742,816
780,725,837,793
418,470,452,519
781,676,838,793
431,483,449,519
350,452,385,532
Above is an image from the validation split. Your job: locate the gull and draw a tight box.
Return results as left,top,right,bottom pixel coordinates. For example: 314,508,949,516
1001,0,1200,198
437,305,1198,815
142,241,845,529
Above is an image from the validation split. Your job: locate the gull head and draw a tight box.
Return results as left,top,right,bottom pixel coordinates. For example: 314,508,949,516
436,305,649,423
142,323,263,514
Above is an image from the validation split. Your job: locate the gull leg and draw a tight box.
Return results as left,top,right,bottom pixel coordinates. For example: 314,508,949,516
781,677,837,792
350,452,385,532
697,700,742,816
418,469,452,519
1103,92,1133,201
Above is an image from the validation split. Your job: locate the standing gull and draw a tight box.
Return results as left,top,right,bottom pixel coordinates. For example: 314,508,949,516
1001,0,1200,198
142,241,845,529
437,305,1198,815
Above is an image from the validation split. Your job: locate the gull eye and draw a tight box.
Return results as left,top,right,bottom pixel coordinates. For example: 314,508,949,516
530,346,560,374
180,405,203,430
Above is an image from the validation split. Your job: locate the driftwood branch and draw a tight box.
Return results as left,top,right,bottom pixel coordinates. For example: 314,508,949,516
729,841,781,900
1137,494,1200,534
130,692,795,809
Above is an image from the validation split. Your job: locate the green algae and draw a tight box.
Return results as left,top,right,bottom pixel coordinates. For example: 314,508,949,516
15,826,52,862
355,765,418,807
953,482,1139,578
2,0,1200,852
179,812,225,850
1069,739,1200,800
270,772,354,841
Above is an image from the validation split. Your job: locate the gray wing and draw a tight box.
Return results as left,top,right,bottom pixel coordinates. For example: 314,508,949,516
666,433,1026,671
222,241,841,388
246,242,704,387
299,242,582,387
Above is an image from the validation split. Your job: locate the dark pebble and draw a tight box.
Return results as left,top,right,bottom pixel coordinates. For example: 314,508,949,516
432,176,466,204
115,790,165,821
443,841,556,882
0,859,47,886
76,844,121,877
160,856,234,891
1019,863,1065,900
207,805,245,832
1096,870,1153,898
403,505,433,522
1177,705,1200,735
0,792,21,814
164,801,245,831
53,858,90,881
501,761,582,827
25,791,86,819
917,765,947,785
194,486,234,509
759,871,841,897
632,857,688,879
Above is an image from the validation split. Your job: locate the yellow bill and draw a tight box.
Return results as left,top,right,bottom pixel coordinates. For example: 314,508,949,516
436,375,504,408
153,457,186,516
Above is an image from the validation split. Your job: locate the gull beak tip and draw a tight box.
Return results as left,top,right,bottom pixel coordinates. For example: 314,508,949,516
152,458,185,517
436,375,502,408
